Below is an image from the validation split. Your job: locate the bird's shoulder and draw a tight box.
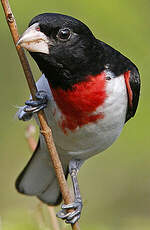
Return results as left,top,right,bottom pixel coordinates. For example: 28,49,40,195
97,40,141,122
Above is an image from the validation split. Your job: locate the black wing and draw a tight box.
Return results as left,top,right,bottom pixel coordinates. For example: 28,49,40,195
99,40,141,123
125,67,140,122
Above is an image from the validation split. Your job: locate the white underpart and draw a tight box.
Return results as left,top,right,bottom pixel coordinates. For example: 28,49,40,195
17,23,50,54
17,71,127,202
32,71,128,161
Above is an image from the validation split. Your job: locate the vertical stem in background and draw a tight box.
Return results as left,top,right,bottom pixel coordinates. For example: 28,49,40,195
48,206,61,230
1,0,80,229
25,125,61,230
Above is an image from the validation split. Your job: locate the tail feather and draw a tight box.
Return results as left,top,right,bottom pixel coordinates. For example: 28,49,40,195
37,178,63,205
15,136,68,206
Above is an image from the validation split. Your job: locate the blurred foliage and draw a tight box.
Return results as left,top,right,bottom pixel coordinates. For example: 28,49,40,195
0,0,149,229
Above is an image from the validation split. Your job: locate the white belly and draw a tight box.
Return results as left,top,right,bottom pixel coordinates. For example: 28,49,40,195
36,73,128,160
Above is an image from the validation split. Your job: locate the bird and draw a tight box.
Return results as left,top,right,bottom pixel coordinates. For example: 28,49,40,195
16,13,140,224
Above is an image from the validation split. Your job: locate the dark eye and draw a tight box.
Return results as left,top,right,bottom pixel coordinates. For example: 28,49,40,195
57,28,71,41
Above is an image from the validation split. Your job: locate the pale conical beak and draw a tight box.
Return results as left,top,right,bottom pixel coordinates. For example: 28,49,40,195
17,23,50,54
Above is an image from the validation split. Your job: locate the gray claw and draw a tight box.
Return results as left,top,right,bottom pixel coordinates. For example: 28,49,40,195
35,91,47,100
56,200,82,224
24,104,47,113
65,215,80,224
24,91,48,114
66,210,80,221
56,210,70,220
61,199,82,211
17,91,48,121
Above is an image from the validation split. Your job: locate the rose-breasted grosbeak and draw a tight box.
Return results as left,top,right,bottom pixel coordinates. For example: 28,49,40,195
16,13,140,224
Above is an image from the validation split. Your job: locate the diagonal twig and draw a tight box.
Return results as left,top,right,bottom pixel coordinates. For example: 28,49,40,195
1,1,80,229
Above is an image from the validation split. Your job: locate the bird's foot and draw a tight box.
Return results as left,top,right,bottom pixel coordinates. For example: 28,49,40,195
17,91,48,121
24,91,48,113
56,198,82,224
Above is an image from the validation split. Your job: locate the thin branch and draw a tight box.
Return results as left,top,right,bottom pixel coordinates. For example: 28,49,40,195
1,1,80,229
35,202,48,230
47,206,61,230
25,125,37,151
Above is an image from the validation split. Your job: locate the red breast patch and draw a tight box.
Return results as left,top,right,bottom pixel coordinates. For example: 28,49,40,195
50,72,107,134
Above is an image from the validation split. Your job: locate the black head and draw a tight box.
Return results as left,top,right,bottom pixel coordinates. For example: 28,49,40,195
17,13,103,89
29,13,94,39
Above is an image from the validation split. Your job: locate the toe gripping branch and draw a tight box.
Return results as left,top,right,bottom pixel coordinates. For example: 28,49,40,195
57,160,83,224
24,90,48,114
17,91,48,121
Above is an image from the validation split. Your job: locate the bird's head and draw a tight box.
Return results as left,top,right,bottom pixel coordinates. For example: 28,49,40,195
17,13,103,89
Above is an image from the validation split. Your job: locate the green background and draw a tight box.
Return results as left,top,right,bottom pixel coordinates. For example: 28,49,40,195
0,0,149,229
